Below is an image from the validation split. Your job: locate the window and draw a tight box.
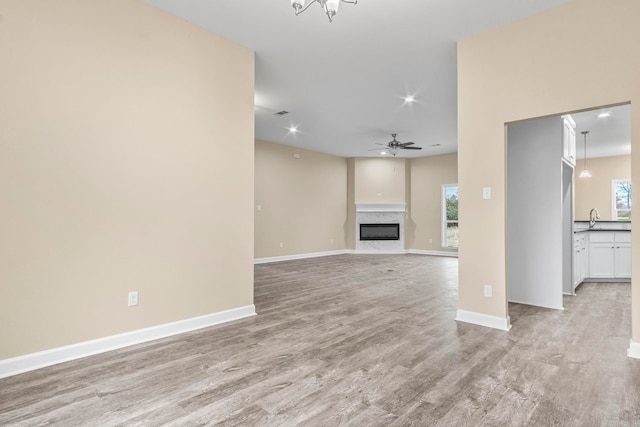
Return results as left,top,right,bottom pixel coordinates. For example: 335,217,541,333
612,179,632,221
442,184,459,248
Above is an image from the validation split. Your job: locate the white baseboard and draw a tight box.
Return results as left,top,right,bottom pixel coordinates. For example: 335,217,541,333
254,249,459,264
351,249,407,255
508,298,564,311
0,304,256,379
628,340,640,359
583,278,631,283
407,249,458,258
455,309,512,331
254,250,350,264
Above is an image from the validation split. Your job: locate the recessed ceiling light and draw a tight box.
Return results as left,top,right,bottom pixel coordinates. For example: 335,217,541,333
404,95,415,103
381,151,387,156
597,112,611,118
288,126,298,133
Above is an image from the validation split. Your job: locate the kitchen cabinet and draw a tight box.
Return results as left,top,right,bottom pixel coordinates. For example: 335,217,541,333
573,233,588,289
614,231,631,278
614,244,632,278
562,115,576,166
588,242,615,278
587,231,631,279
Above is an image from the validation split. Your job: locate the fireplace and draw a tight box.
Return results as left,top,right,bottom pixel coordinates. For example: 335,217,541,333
359,223,400,241
355,203,405,252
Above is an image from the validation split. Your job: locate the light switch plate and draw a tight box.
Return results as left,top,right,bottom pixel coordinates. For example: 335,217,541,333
128,291,139,307
483,187,491,200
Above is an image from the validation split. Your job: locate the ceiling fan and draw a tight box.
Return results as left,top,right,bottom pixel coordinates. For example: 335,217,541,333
369,133,423,156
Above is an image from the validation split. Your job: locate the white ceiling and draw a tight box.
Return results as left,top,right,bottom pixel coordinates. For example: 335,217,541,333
142,0,629,159
572,104,631,159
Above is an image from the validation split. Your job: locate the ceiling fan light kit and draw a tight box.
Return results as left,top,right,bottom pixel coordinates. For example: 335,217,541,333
291,0,357,22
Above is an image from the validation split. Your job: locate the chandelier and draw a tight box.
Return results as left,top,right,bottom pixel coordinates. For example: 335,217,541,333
291,0,357,23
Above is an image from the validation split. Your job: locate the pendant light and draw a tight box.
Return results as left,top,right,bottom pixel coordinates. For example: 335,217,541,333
579,131,592,178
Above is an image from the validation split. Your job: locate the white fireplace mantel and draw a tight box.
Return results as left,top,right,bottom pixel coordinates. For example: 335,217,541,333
356,203,406,213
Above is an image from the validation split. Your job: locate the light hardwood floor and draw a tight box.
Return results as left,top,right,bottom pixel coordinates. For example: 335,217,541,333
1,254,639,426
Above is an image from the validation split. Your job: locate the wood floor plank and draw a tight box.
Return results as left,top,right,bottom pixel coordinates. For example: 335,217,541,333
1,254,639,426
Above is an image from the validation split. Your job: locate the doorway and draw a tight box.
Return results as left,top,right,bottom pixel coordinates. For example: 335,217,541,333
506,103,631,311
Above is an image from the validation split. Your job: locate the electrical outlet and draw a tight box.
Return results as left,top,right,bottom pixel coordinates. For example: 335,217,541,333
128,291,139,307
279,242,283,248
257,204,262,211
484,285,492,298
330,239,334,244
428,238,433,244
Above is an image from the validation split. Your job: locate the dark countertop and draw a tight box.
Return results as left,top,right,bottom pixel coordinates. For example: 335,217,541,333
574,220,631,233
575,220,631,224
574,228,631,234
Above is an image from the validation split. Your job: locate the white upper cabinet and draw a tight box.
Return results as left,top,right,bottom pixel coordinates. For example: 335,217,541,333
562,114,576,166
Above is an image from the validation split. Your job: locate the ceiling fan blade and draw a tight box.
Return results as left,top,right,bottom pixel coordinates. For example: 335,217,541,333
368,147,387,151
402,146,422,150
398,142,415,146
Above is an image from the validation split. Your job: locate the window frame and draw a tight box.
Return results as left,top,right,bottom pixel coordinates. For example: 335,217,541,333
441,183,459,249
611,179,632,221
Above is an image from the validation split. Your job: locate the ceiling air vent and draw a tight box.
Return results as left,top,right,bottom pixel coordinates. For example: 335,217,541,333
274,110,289,116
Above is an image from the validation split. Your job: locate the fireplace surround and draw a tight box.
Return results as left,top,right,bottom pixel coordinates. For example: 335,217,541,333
355,203,405,252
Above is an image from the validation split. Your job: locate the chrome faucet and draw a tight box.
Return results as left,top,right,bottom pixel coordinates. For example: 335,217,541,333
589,208,600,229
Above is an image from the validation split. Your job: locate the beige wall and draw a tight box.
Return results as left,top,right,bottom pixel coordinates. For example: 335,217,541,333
351,157,408,247
259,151,458,255
254,140,347,258
0,0,255,359
346,158,356,250
407,154,458,251
575,155,631,221
457,0,640,342
354,158,406,203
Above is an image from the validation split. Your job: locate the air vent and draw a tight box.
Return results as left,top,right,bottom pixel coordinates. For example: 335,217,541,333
274,110,289,116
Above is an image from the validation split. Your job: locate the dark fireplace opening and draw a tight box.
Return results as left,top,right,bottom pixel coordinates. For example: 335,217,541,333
360,223,400,241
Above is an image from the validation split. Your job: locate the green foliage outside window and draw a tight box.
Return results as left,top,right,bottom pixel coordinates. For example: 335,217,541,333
443,185,459,247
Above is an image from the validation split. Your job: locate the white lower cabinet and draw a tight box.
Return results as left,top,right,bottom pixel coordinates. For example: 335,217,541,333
588,243,615,278
587,231,631,279
614,244,632,278
580,239,589,282
573,233,588,290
